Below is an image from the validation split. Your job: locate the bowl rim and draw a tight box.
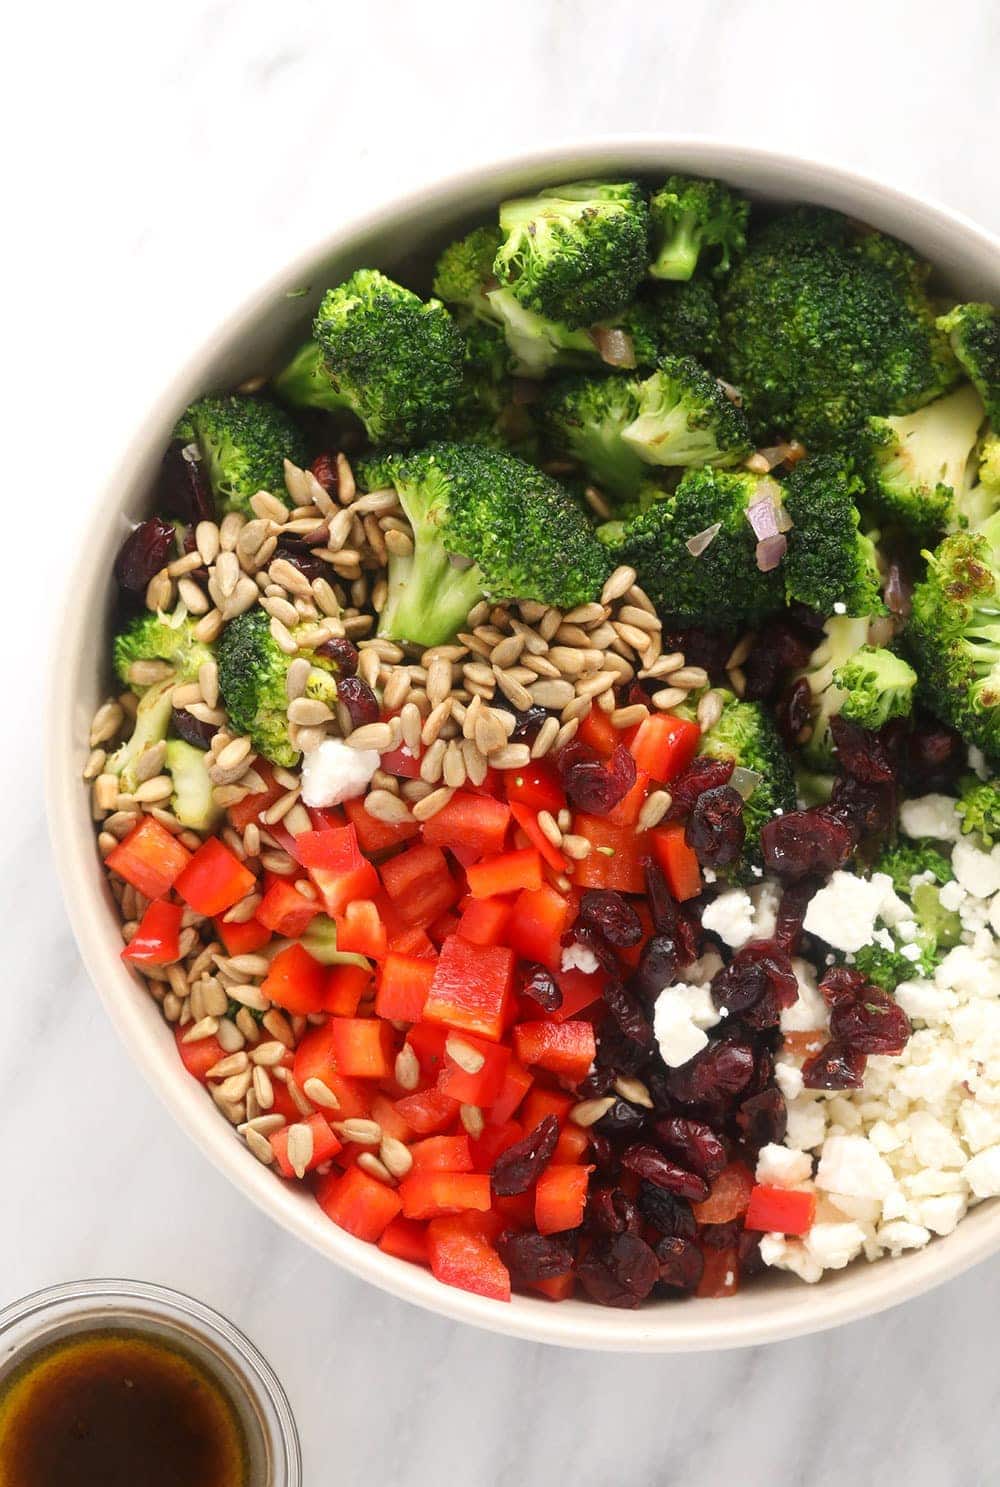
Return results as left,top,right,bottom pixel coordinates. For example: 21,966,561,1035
45,134,1000,1352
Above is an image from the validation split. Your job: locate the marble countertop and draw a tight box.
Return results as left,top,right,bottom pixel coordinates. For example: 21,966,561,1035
7,0,1000,1479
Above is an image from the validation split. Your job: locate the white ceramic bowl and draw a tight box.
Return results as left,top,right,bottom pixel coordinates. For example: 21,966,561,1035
46,139,1000,1351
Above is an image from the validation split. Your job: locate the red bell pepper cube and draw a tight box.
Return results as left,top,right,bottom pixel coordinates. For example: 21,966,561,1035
390,925,437,959
399,1171,492,1220
393,1088,459,1136
175,837,256,917
270,1112,342,1178
485,1061,533,1126
174,1026,226,1083
378,1216,430,1266
213,913,271,957
691,1162,756,1224
323,963,371,1016
504,758,566,815
554,1124,591,1163
745,1185,817,1235
336,899,388,962
427,1214,511,1302
572,815,648,894
513,1020,597,1084
257,879,321,938
509,803,568,873
227,763,282,831
327,1017,395,1079
297,825,379,916
380,844,459,928
427,909,461,946
505,884,572,972
470,1120,525,1171
696,1246,740,1298
121,899,183,965
408,1135,474,1173
533,1273,576,1301
605,769,650,827
458,896,512,948
421,791,511,859
423,936,515,1042
106,817,192,901
261,943,329,1015
378,743,423,780
466,848,543,900
535,1164,592,1234
519,1086,573,1130
343,794,418,855
369,1094,414,1144
552,964,608,1021
375,953,436,1023
404,1023,448,1081
650,824,703,902
293,1022,371,1120
576,704,617,758
629,714,701,783
437,1037,510,1106
317,1165,402,1242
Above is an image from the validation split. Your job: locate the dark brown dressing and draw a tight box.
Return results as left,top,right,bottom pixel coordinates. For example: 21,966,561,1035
0,1328,248,1487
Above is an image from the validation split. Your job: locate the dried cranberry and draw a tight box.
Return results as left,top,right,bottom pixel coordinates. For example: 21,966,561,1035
655,1236,705,1294
830,990,911,1055
711,942,798,1021
521,964,562,1012
578,890,643,949
491,1116,560,1196
508,705,549,743
653,1117,728,1181
603,981,654,1049
818,966,869,1007
774,878,818,954
700,1220,741,1250
643,859,678,934
761,808,854,879
587,1133,617,1176
113,516,177,595
336,676,380,729
661,627,735,679
274,536,326,582
314,636,359,676
776,676,814,749
586,1186,641,1237
596,1023,648,1076
557,740,637,816
631,935,680,1003
622,1144,709,1202
666,1039,756,1105
742,619,814,701
738,1229,765,1277
829,716,895,784
666,756,735,821
904,716,964,792
171,709,216,750
569,922,620,975
736,1087,787,1149
576,1233,660,1308
496,1229,575,1281
594,1098,647,1137
309,452,339,493
636,1182,698,1239
744,1038,776,1098
825,777,895,839
674,913,702,967
686,786,745,869
156,443,215,524
801,1040,867,1090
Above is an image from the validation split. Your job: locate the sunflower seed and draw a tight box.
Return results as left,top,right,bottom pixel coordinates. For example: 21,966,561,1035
379,1136,413,1179
445,1035,485,1074
638,789,672,831
570,1096,616,1127
394,1044,420,1091
287,1122,314,1178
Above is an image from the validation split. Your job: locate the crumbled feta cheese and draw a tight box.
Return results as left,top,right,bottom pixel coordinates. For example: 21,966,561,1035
759,1234,823,1283
894,979,956,1024
804,1221,867,1270
968,745,990,781
750,879,782,940
784,1096,828,1150
756,1144,812,1187
301,738,380,807
939,879,966,912
560,943,599,975
952,837,1000,899
913,1194,965,1235
964,1146,1000,1198
802,871,906,953
832,601,847,615
652,988,711,1068
906,1112,967,1169
701,889,755,948
900,942,923,962
898,793,962,842
780,960,830,1033
877,1220,931,1254
816,1136,897,1200
774,1058,805,1102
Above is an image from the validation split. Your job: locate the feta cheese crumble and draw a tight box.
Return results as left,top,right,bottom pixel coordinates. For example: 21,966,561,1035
301,738,381,807
700,889,755,948
560,943,600,975
653,982,722,1068
802,871,908,954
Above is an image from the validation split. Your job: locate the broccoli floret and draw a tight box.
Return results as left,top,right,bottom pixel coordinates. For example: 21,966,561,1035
860,383,984,541
163,739,222,832
908,512,1000,760
853,839,960,989
601,466,783,630
650,275,721,362
795,615,874,770
360,443,610,648
217,609,338,766
108,679,175,794
697,693,796,879
955,773,1000,845
782,452,885,616
648,175,749,282
938,303,1000,425
113,612,214,689
540,374,648,500
853,937,939,992
833,645,917,730
174,394,307,518
876,838,953,896
493,181,649,330
452,321,537,457
620,355,752,469
981,434,1000,494
719,208,960,441
432,226,504,322
275,270,464,446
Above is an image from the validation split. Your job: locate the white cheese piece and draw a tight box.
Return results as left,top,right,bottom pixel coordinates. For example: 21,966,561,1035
301,738,380,807
816,1135,897,1200
652,984,719,1068
701,889,755,948
876,1219,931,1254
755,1144,812,1188
952,837,1000,899
802,871,906,954
898,793,962,842
803,1221,866,1271
964,1146,1000,1199
560,943,599,975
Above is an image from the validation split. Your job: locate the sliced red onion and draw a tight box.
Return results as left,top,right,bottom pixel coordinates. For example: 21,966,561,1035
884,560,913,618
755,534,787,571
747,496,780,542
755,441,807,472
717,379,744,406
730,766,762,800
686,522,722,557
592,326,636,368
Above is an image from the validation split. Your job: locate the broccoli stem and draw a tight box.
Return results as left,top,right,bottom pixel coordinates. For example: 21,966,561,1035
377,537,484,648
272,341,346,413
108,679,175,793
650,218,699,282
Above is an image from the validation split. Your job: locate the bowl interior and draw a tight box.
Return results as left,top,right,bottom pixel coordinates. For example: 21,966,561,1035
48,140,1000,1350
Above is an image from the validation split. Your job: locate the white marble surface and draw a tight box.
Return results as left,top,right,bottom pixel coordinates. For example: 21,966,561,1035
7,0,1000,1480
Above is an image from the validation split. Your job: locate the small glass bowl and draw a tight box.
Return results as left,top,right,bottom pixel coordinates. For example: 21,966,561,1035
0,1279,301,1486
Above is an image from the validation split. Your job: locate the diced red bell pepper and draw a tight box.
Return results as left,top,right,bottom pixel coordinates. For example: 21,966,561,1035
122,899,183,965
505,883,572,972
408,1135,474,1173
378,1216,430,1266
504,758,565,814
297,825,379,916
576,704,617,758
393,1088,459,1136
421,791,511,859
323,963,371,1016
343,794,418,855
423,936,515,1042
213,913,272,957
261,943,329,1015
427,1214,511,1301
399,1171,492,1220
552,964,608,1021
106,817,192,901
470,1120,525,1171
335,899,388,962
535,1164,592,1234
175,1026,226,1083
375,953,437,1023
427,909,461,946
629,714,701,783
513,1021,596,1084
327,1017,395,1079
533,1273,576,1301
458,896,512,948
257,879,320,938
404,1023,448,1082
571,816,647,894
175,837,256,917
691,1162,756,1224
270,1112,342,1178
745,1185,817,1235
605,769,650,827
293,1022,371,1120
519,1086,573,1130
227,763,282,831
466,848,543,900
696,1246,740,1298
509,803,568,873
486,1061,533,1126
317,1165,402,1242
378,743,423,780
369,1094,414,1144
380,844,459,928
390,925,437,959
650,824,703,901
554,1124,591,1163
437,1036,510,1106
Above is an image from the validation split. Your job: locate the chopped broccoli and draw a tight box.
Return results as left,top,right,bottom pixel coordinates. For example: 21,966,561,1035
432,226,504,322
275,270,464,446
981,433,1000,493
650,275,722,362
174,394,307,517
853,937,939,993
648,175,749,282
217,609,338,766
619,356,752,469
908,511,1000,760
853,840,960,989
540,374,647,500
600,466,783,630
452,320,537,456
795,615,874,770
697,692,796,879
113,611,214,689
938,303,1000,425
860,383,984,541
875,838,954,897
361,443,610,647
493,181,649,329
163,739,222,832
955,773,1000,845
107,678,175,794
833,645,917,730
719,208,960,441
782,452,885,616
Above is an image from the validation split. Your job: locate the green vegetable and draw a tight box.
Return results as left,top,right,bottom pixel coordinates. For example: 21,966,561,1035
833,645,917,730
113,612,214,689
938,303,1000,425
301,915,372,971
217,608,338,766
955,773,1000,846
174,394,307,518
981,433,1000,494
650,275,722,362
876,839,954,896
782,452,885,617
648,175,749,282
698,693,796,880
853,839,960,990
432,226,504,322
540,374,648,500
859,383,985,541
619,356,753,470
451,320,537,457
163,739,222,832
107,679,175,795
795,615,874,770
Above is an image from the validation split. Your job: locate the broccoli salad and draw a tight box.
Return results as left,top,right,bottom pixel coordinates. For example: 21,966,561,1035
86,172,1000,1308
